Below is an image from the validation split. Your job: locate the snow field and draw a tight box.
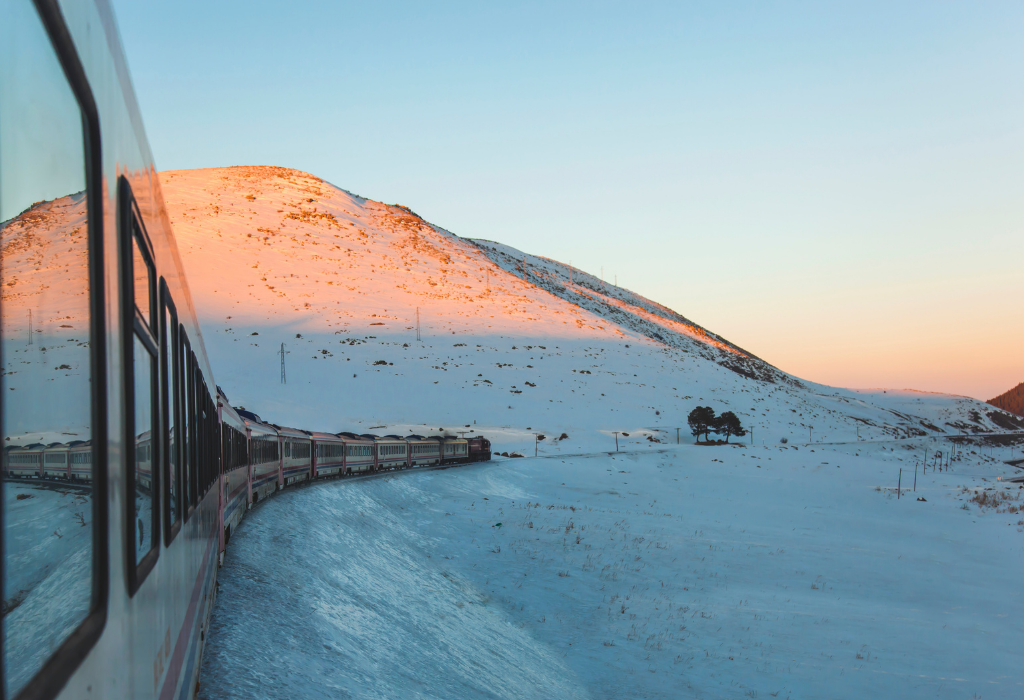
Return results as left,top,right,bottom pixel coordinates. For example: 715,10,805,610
202,441,1024,700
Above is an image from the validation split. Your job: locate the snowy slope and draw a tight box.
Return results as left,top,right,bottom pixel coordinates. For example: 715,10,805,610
157,166,1022,451
201,438,1024,700
0,194,92,443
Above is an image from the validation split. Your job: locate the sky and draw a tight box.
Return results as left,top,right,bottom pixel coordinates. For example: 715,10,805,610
109,0,1023,401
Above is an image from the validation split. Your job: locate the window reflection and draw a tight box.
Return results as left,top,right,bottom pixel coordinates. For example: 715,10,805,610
1,2,94,696
164,307,178,527
133,335,155,564
133,236,152,327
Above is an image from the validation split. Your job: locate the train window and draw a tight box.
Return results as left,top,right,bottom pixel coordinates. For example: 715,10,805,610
1,3,107,696
192,366,205,497
162,289,179,540
133,236,152,327
179,329,191,514
121,181,160,590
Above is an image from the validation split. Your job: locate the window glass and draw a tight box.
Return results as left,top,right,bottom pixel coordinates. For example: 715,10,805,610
164,307,177,526
1,4,94,696
180,335,191,511
133,334,156,565
133,236,151,328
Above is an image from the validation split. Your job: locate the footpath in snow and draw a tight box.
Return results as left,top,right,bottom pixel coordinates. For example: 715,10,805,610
199,439,1024,700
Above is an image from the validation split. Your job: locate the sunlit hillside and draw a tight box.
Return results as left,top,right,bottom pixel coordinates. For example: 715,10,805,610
157,166,1022,448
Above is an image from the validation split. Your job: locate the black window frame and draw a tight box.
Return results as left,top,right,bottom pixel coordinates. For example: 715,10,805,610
119,177,160,597
1,3,110,699
160,282,181,544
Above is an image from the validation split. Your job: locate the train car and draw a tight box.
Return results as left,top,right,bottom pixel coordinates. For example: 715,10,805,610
5,443,44,478
1,3,225,699
467,435,492,463
310,432,345,478
440,437,469,465
406,435,441,467
276,425,312,487
339,432,375,474
68,439,92,481
218,395,249,551
245,416,281,505
376,435,409,471
42,442,70,479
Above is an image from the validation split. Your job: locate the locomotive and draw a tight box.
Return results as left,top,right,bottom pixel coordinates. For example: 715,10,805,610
0,2,488,699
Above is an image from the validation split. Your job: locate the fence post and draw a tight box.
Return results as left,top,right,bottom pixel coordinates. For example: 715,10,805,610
898,469,902,499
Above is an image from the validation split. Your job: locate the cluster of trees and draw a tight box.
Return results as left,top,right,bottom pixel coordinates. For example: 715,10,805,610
687,406,747,443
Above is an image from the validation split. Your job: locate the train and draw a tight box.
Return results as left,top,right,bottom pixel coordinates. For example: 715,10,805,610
0,2,488,699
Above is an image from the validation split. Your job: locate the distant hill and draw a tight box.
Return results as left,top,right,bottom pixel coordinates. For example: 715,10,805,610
989,382,1024,418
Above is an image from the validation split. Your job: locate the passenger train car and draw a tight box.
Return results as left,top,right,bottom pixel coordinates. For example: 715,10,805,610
0,3,491,699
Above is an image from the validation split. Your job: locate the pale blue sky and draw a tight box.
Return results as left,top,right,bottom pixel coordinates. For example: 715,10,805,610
110,1,1023,399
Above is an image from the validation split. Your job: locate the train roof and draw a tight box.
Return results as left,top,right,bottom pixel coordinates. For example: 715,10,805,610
272,425,310,438
306,431,342,440
246,421,279,437
235,408,263,423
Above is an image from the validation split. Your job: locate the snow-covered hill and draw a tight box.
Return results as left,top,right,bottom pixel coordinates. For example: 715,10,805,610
157,166,1022,451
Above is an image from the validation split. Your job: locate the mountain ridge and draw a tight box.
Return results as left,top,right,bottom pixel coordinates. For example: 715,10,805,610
989,381,1024,418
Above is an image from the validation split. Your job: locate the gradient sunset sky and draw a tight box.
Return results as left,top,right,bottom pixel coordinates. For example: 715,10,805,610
110,1,1023,400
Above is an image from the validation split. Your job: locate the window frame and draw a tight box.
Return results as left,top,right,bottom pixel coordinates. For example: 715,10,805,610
119,178,160,597
160,282,181,544
2,3,110,698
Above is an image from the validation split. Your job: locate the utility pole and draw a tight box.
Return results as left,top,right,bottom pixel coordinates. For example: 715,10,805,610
534,433,539,457
416,307,421,342
675,427,680,445
614,274,617,287
278,342,290,384
809,427,812,443
613,431,620,451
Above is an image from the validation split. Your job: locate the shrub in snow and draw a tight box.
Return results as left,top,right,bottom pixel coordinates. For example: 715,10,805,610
780,437,789,444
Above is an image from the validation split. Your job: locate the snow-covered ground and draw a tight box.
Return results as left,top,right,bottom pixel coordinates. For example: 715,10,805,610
3,482,93,693
149,166,1024,698
200,442,1024,699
